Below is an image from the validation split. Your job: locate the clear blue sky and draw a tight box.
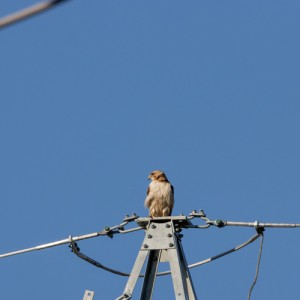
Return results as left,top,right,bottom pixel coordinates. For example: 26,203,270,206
1,1,300,299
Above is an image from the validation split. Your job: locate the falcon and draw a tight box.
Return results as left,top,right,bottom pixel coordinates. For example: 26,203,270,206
144,170,174,217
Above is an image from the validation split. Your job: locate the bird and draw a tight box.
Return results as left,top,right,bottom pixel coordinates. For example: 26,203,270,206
144,170,174,217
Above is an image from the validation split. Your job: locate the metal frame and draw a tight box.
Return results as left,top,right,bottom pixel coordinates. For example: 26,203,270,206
116,217,197,300
1,210,299,299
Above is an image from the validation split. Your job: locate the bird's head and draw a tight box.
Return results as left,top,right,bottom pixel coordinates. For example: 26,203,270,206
148,170,169,182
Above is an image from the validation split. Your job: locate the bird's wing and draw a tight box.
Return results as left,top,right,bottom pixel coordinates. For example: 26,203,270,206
145,185,153,207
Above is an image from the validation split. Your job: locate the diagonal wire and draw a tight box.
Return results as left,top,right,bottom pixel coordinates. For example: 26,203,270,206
70,232,262,277
0,0,70,29
248,233,264,300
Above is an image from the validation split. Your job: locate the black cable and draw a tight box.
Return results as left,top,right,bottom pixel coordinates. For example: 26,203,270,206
69,232,262,277
248,233,264,300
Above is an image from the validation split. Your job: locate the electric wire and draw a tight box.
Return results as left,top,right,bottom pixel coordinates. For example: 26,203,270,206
180,232,261,270
70,239,132,277
248,233,264,300
70,230,265,299
69,232,262,277
0,0,70,29
0,217,139,259
0,212,297,299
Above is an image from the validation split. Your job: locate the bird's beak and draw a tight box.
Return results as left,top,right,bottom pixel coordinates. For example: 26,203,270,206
148,175,151,180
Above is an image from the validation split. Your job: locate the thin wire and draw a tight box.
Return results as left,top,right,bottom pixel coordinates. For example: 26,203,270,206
0,0,70,29
70,239,132,277
70,232,261,277
158,232,261,275
0,219,138,259
248,233,264,300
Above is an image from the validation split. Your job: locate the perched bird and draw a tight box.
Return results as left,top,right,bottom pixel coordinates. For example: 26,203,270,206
145,170,174,217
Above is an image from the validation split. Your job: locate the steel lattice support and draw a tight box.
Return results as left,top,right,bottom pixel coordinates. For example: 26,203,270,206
116,217,197,300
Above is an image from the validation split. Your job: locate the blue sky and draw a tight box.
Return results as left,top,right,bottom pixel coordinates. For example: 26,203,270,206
1,1,300,299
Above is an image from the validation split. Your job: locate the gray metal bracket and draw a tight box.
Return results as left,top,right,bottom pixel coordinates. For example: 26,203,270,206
116,218,198,300
83,290,95,300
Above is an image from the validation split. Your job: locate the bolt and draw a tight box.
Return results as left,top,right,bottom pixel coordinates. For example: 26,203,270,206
147,234,152,238
144,244,149,248
151,224,156,229
165,223,171,228
199,209,206,217
169,243,174,247
167,233,172,238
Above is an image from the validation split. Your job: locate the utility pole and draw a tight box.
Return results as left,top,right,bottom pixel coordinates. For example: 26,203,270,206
116,216,197,300
1,210,300,299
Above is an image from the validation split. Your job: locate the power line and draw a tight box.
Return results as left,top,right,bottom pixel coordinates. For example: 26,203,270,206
248,232,264,300
0,213,140,259
69,231,262,277
0,0,70,29
0,211,299,299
